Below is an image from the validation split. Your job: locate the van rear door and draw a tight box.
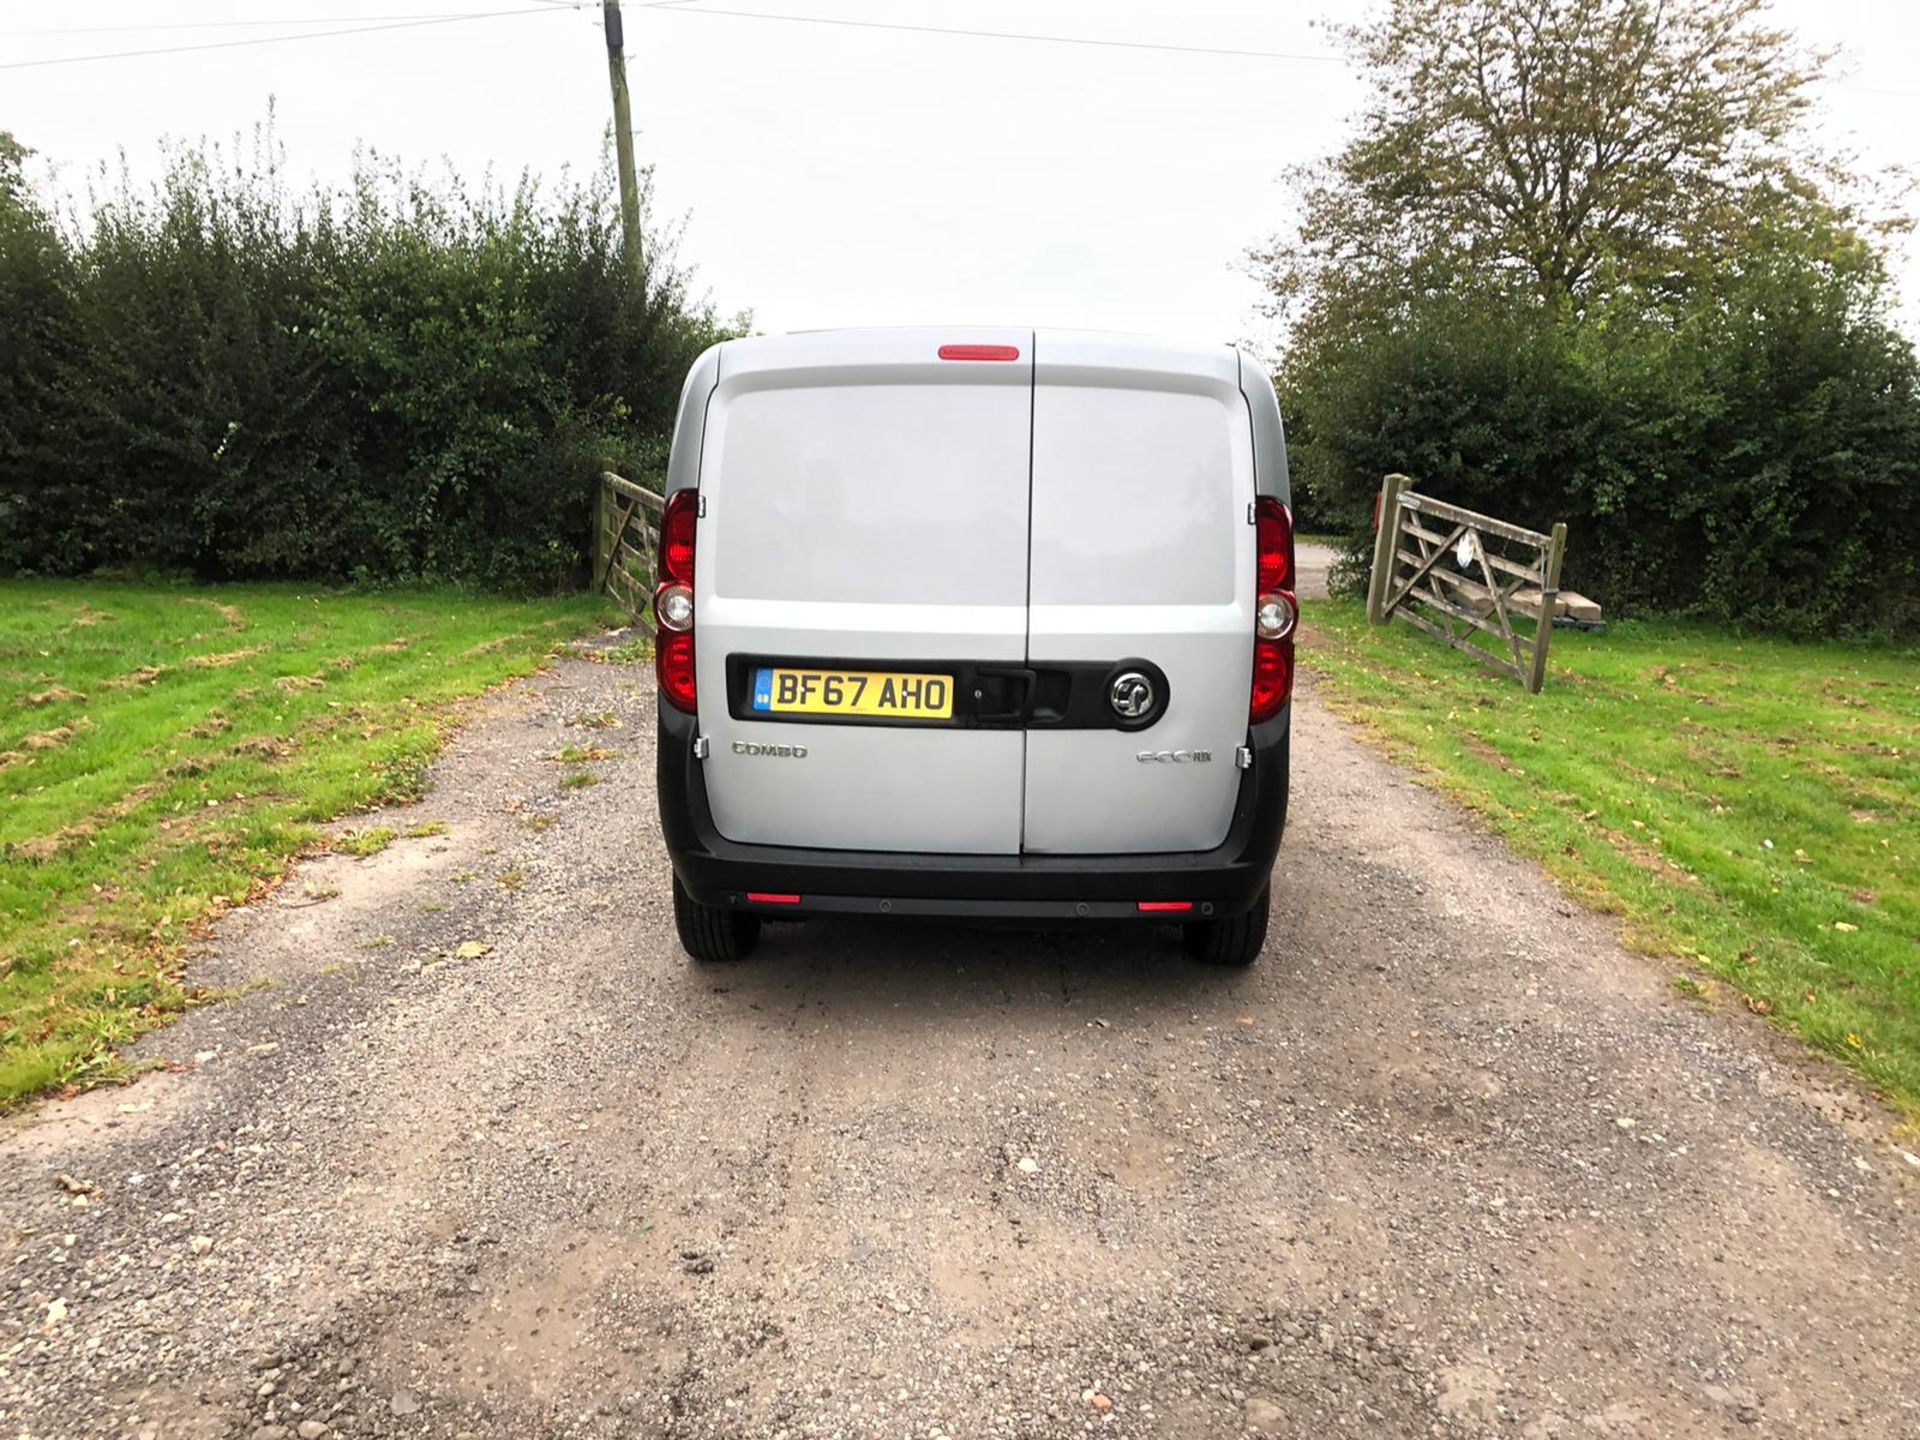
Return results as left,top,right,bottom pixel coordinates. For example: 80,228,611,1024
1021,333,1255,854
694,329,1033,854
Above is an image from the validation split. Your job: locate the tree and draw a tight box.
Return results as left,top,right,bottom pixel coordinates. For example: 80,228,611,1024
1252,0,1920,635
1252,0,1870,338
0,131,30,207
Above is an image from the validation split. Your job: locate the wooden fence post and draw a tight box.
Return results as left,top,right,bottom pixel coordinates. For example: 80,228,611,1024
1526,521,1568,694
593,480,611,592
1367,473,1411,625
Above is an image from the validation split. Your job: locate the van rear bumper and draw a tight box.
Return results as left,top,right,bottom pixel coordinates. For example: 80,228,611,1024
656,704,1289,919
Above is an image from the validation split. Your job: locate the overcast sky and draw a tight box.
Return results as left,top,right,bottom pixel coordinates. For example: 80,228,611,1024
6,0,1920,350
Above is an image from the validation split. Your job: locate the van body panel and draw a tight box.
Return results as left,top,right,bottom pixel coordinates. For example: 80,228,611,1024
1238,356,1291,505
693,328,1033,854
665,343,722,497
1021,333,1255,854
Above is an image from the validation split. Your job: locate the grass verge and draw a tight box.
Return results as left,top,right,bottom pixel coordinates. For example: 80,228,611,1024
1301,598,1919,1118
0,580,613,1105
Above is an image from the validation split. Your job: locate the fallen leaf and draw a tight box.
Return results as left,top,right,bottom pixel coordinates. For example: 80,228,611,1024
1833,921,1858,933
1744,996,1774,1017
1846,1033,1864,1049
454,941,492,959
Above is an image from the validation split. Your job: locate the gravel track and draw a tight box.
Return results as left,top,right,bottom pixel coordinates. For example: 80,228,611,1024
3,650,1915,1440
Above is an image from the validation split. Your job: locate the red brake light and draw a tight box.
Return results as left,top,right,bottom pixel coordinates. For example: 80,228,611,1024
747,893,802,905
1137,901,1195,913
1251,496,1296,724
661,490,698,584
938,344,1020,362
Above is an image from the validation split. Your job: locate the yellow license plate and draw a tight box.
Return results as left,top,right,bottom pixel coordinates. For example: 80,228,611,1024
750,666,954,719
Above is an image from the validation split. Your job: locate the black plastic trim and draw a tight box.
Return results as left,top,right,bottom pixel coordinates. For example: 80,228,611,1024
724,654,1177,732
658,699,1290,917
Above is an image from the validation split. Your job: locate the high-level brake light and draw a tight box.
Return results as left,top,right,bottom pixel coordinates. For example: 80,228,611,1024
938,344,1021,362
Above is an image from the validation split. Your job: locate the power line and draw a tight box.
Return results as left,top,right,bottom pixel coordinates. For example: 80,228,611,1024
0,10,548,37
647,6,1920,98
643,6,1343,64
0,6,570,71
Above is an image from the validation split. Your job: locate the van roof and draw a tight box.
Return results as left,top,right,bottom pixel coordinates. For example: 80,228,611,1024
755,325,1239,357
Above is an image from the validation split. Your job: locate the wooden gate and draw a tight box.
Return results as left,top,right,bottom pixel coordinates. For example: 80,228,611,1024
1366,474,1568,693
594,470,665,620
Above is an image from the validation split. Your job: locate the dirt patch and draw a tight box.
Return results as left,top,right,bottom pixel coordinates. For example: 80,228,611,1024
7,821,97,861
20,685,87,706
231,735,299,760
185,645,266,669
181,596,246,629
1461,736,1518,772
52,602,114,631
104,663,168,690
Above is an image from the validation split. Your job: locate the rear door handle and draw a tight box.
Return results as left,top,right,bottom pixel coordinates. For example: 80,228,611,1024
971,666,1036,726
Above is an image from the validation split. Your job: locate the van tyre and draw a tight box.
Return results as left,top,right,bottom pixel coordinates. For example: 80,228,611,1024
1182,888,1269,967
673,875,762,963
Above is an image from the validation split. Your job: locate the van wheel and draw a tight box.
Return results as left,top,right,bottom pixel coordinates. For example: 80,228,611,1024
1182,889,1269,967
673,875,762,963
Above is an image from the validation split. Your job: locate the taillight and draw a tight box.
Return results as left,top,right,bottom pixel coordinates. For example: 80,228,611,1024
656,490,699,712
661,489,697,584
1251,497,1295,724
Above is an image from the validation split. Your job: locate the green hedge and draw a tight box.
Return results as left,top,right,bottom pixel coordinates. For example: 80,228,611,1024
0,129,732,591
1281,261,1920,636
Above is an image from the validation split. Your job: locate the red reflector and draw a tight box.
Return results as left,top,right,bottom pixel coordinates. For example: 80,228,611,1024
747,892,801,905
1250,636,1292,723
656,627,696,713
1137,901,1195,913
938,344,1020,362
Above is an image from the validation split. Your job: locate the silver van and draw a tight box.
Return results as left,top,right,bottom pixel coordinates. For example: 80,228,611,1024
653,328,1295,966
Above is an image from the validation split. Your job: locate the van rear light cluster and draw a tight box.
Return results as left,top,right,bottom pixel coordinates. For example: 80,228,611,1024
655,491,699,713
1250,497,1295,723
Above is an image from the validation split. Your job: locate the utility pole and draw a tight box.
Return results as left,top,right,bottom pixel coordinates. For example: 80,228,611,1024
602,0,644,288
